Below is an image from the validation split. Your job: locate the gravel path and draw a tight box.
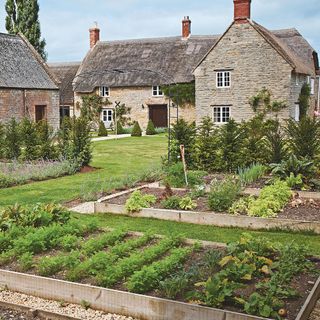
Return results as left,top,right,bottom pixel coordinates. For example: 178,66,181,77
0,291,138,320
0,306,40,319
309,300,320,320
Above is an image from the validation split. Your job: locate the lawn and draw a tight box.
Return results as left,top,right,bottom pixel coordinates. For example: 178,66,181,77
74,213,320,256
0,135,167,206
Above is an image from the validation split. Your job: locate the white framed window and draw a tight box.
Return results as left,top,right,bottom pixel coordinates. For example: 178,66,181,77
216,71,231,88
295,74,299,86
100,86,110,97
101,109,113,123
294,103,300,122
152,86,163,97
213,106,230,124
310,78,315,95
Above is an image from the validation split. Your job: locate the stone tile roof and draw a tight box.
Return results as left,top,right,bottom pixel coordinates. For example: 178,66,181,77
73,35,219,93
48,62,80,105
0,33,59,90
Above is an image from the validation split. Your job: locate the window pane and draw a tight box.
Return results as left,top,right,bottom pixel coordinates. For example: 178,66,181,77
224,72,230,87
213,107,221,122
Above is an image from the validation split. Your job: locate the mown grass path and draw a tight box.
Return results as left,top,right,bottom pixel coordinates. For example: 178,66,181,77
0,136,167,206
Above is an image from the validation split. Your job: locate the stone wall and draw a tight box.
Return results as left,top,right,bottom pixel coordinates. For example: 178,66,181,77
0,88,60,129
194,23,298,124
75,86,196,129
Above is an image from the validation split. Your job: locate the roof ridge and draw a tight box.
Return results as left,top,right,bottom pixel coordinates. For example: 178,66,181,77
98,34,219,45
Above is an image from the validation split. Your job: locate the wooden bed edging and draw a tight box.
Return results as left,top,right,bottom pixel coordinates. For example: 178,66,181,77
296,277,320,320
93,203,320,234
0,300,81,320
0,269,269,320
0,270,318,320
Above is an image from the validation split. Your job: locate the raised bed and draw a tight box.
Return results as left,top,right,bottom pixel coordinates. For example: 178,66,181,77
71,185,320,234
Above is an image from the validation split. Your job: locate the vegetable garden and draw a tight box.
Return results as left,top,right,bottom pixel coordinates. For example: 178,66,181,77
0,204,319,320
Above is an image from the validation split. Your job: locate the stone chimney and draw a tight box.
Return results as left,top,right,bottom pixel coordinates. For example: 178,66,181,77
234,0,251,24
89,23,100,48
182,16,191,38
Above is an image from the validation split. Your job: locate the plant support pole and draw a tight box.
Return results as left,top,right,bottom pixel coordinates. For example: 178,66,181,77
180,144,188,186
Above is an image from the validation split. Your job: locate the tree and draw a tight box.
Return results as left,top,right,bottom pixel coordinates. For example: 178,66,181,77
5,0,47,60
131,121,142,137
146,120,156,135
298,83,311,119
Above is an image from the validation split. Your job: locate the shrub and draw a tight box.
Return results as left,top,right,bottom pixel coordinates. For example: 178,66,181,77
169,119,196,165
131,121,142,137
218,120,244,172
36,120,56,159
20,118,38,160
161,196,181,210
125,190,157,213
18,252,34,271
194,117,219,171
68,116,92,166
58,117,72,158
238,163,267,187
97,121,108,137
247,180,292,218
146,120,156,135
4,118,21,159
116,121,126,134
208,179,241,212
285,117,320,160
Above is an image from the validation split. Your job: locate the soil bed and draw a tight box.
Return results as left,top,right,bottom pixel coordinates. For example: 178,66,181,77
107,187,320,222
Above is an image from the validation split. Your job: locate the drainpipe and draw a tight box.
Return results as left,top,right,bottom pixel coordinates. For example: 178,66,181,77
317,76,320,111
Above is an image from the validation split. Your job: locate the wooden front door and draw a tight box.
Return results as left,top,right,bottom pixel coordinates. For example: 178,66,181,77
35,105,47,122
149,105,168,128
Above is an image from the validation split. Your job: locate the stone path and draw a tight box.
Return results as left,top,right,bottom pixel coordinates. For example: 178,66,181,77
92,134,131,141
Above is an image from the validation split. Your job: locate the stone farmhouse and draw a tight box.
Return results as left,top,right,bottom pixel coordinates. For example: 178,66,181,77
72,18,215,129
194,0,320,125
0,33,60,129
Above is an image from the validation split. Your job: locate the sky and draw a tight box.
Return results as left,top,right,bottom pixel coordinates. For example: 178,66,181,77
0,0,319,63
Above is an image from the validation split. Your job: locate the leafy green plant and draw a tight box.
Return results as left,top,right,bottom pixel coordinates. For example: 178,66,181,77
161,196,181,210
60,234,79,251
125,190,156,213
131,121,142,137
247,180,292,218
285,173,303,189
228,197,251,215
208,179,241,212
271,155,315,180
146,120,156,135
159,272,190,299
238,163,267,187
179,196,197,211
126,246,193,293
18,252,34,271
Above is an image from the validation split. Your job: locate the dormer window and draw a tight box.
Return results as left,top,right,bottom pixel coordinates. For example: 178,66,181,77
152,86,163,97
216,71,231,88
100,86,110,97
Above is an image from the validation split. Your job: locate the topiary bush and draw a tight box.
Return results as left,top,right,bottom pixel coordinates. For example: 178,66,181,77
131,121,142,137
97,121,108,137
116,121,126,135
146,120,156,135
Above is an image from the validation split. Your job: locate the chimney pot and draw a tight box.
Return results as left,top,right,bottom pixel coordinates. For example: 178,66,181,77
234,0,251,24
182,16,191,39
89,24,100,48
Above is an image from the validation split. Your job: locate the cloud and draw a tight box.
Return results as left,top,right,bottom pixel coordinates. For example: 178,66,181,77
0,0,319,62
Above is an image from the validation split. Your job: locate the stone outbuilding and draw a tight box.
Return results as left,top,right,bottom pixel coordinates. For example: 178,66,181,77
0,33,60,129
194,0,320,125
73,19,217,129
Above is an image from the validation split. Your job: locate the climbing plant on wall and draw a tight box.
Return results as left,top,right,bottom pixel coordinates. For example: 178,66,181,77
162,83,195,107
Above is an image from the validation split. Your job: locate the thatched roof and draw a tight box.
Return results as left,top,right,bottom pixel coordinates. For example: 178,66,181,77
0,33,58,90
74,35,219,93
75,24,318,93
49,62,80,105
253,23,316,75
